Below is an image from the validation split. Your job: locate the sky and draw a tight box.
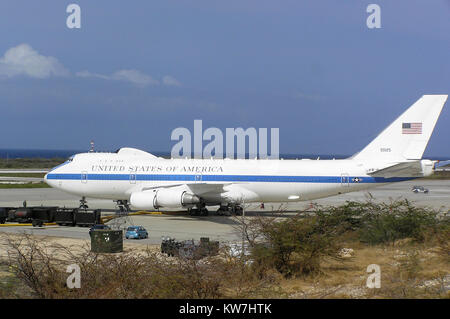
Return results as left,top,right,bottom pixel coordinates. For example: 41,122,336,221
0,0,449,157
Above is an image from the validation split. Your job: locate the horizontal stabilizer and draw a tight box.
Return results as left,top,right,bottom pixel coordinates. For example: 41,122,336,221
368,161,425,178
435,160,450,168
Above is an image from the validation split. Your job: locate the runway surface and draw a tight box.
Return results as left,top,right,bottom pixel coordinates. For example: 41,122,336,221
0,179,448,244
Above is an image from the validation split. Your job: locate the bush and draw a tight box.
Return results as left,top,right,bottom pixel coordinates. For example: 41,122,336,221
357,200,439,245
237,199,445,279
4,235,278,299
314,200,368,232
426,221,450,261
249,214,344,278
311,199,441,245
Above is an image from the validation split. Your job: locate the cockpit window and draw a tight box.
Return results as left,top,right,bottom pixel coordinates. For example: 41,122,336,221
48,155,74,172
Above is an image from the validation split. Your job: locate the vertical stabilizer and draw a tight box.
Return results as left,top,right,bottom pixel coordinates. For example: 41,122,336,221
353,95,447,161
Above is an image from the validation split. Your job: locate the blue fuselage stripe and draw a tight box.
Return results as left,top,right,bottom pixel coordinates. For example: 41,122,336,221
46,173,414,184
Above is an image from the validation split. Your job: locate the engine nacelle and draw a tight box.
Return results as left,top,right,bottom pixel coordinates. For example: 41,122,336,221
130,190,158,210
130,188,200,210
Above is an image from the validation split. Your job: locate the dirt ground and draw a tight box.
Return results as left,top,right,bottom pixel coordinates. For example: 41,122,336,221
0,232,448,298
0,233,160,258
279,240,450,298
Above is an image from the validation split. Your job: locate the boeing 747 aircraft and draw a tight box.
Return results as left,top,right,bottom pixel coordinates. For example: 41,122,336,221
45,95,448,215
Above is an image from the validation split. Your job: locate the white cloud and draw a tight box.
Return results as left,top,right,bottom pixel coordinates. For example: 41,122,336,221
76,69,160,87
0,44,69,79
75,70,110,80
162,75,181,86
111,69,159,87
0,44,179,88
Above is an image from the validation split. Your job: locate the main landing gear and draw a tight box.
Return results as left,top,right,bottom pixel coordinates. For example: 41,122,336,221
115,200,131,213
188,204,209,216
216,204,243,216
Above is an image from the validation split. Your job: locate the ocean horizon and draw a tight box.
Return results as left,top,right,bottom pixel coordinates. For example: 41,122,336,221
0,148,448,161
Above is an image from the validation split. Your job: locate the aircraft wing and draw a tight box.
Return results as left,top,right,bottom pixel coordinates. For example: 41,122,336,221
142,183,231,195
367,161,424,178
185,183,231,195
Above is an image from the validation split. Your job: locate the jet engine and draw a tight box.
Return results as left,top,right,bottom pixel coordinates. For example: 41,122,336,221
130,188,200,210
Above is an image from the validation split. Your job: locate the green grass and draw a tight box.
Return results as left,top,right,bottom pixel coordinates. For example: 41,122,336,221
0,158,65,169
0,173,46,178
0,182,50,189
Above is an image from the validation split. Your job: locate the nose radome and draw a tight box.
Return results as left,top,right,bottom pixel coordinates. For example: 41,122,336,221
44,172,55,187
44,173,49,185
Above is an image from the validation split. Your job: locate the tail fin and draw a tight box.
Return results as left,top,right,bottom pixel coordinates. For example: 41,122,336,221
353,95,447,161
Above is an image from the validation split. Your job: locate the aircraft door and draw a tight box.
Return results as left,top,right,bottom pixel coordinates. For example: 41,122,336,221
130,173,136,184
195,174,202,183
340,173,349,187
81,171,88,184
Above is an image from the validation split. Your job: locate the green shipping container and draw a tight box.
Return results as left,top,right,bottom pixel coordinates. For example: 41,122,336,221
90,230,123,253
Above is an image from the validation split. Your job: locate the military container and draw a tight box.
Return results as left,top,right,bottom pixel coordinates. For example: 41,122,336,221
198,237,219,257
31,206,58,225
161,237,220,259
178,239,196,259
0,207,13,224
161,237,181,257
75,209,101,226
90,230,123,253
54,208,76,226
10,208,33,223
7,210,17,222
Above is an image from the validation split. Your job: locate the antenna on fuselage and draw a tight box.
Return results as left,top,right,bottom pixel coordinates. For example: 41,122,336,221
89,140,95,153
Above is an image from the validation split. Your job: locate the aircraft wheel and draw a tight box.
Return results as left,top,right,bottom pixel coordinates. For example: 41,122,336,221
189,208,199,216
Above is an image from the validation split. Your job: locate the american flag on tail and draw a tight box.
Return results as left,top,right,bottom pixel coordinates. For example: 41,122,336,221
402,122,422,134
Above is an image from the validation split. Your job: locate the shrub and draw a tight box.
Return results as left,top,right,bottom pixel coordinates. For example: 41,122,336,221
312,199,442,245
4,234,278,299
250,214,343,278
314,200,368,233
357,200,439,245
238,199,444,278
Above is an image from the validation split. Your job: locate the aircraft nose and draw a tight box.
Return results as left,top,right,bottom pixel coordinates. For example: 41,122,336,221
44,171,56,187
44,172,50,185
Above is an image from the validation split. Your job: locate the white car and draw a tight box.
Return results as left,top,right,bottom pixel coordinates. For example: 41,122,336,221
412,186,429,193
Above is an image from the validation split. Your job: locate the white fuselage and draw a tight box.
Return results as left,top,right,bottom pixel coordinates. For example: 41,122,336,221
44,95,447,210
45,151,415,207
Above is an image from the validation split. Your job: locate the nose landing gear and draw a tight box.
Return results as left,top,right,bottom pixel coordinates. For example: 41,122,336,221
79,197,88,210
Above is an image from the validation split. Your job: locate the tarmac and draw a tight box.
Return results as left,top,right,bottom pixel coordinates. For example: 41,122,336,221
0,179,448,244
